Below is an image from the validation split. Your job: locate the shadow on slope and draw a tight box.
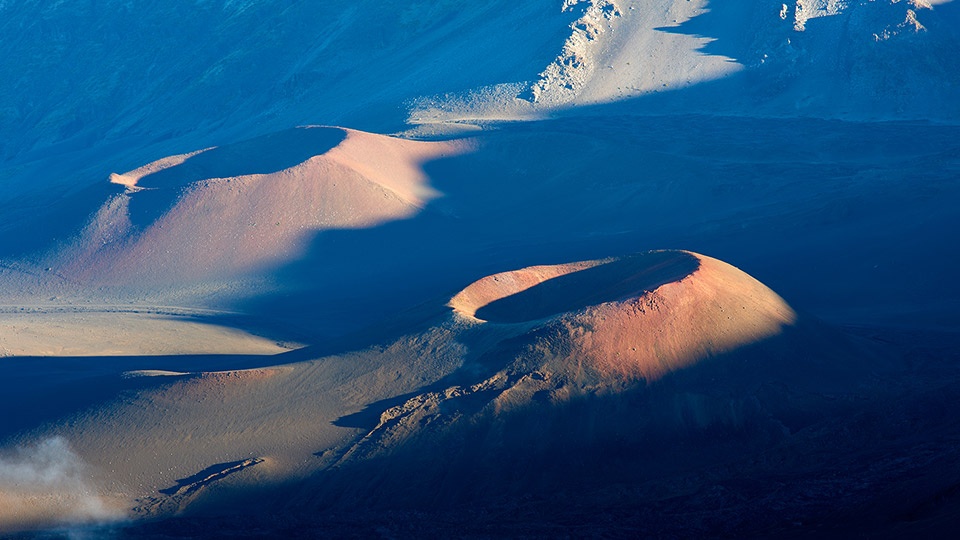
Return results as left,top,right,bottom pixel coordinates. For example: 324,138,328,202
0,359,167,444
474,251,699,323
159,459,261,497
0,181,120,260
619,0,960,119
128,127,346,229
0,352,294,444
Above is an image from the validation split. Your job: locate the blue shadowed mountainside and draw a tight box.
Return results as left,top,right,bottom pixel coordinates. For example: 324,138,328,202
0,1,959,538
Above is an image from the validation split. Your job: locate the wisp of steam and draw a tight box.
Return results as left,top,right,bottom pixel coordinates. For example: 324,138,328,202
0,437,123,531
